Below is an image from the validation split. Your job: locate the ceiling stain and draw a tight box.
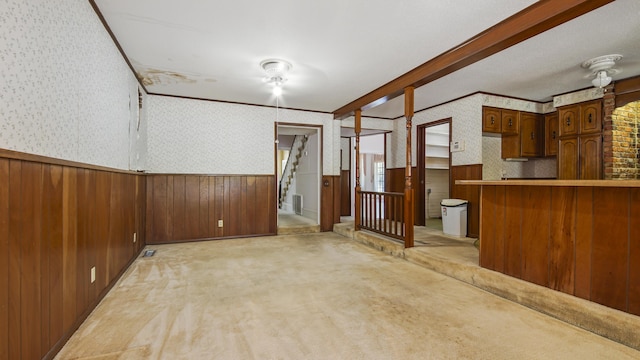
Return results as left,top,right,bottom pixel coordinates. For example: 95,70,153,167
137,68,200,86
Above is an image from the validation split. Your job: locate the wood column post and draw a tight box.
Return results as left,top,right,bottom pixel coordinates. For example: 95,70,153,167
354,109,362,231
404,87,415,248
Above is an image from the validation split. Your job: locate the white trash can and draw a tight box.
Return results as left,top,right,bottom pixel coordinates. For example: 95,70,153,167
440,199,468,237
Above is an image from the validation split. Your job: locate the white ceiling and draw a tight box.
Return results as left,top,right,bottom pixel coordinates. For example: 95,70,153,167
94,0,640,119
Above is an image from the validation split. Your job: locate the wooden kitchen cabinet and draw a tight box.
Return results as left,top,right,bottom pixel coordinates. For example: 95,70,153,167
544,112,558,156
520,112,544,157
501,109,519,135
501,134,520,158
580,100,602,134
559,104,579,137
500,111,542,158
482,107,502,133
580,133,603,179
558,137,579,179
556,99,603,179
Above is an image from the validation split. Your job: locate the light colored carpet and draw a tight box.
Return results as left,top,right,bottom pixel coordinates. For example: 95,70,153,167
56,233,640,360
278,210,320,234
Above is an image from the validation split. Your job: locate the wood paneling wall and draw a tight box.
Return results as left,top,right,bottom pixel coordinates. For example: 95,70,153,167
385,167,415,194
321,176,341,231
387,165,481,238
480,185,640,315
340,170,350,216
451,164,482,238
0,156,145,360
615,75,640,108
145,174,277,243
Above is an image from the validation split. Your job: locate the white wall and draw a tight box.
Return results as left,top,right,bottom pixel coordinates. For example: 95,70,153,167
425,169,449,219
146,96,335,175
0,0,142,170
295,133,320,221
341,117,394,132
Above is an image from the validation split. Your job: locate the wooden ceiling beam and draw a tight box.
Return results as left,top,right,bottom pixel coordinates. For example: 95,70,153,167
332,0,614,120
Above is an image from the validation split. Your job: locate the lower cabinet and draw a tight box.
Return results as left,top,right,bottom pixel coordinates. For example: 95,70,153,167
558,138,579,179
580,134,603,179
558,134,602,179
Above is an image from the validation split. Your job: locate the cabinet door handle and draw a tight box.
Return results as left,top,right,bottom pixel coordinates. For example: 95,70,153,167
588,113,593,123
552,131,556,139
566,116,571,126
531,132,535,140
508,118,513,127
490,116,494,125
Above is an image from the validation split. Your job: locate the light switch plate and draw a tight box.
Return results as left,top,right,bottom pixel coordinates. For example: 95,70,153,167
450,140,465,152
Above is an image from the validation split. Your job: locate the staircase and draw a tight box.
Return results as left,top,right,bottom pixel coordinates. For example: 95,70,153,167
279,135,308,209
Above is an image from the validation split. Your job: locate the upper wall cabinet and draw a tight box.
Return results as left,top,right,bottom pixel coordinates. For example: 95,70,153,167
520,112,544,157
482,107,502,133
482,107,520,135
580,100,602,134
558,99,601,137
559,105,579,137
501,109,519,135
544,112,559,156
485,106,545,158
501,111,544,158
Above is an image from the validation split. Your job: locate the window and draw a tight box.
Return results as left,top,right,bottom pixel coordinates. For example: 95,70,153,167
374,161,385,192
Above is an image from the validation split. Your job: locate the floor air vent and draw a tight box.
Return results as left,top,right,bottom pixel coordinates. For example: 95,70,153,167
293,194,303,215
142,249,156,257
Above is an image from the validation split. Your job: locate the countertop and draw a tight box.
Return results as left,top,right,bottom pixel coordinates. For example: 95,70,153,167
456,179,640,187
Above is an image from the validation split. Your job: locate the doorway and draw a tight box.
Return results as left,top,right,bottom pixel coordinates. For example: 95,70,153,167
417,119,451,230
276,124,322,232
350,133,386,217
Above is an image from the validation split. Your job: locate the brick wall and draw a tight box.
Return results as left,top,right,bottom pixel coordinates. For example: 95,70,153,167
610,100,640,179
603,85,615,179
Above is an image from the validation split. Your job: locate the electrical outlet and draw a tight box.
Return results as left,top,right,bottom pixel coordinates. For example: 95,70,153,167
133,232,137,243
90,267,96,283
218,219,223,227
427,188,432,194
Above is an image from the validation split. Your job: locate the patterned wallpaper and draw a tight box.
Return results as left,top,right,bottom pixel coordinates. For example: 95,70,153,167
341,137,351,171
146,96,336,175
482,94,545,113
553,87,604,108
482,137,557,180
387,94,483,168
387,118,406,168
133,88,149,171
482,136,523,180
0,0,138,169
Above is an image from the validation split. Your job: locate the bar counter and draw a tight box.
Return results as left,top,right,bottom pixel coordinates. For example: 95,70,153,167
456,179,640,316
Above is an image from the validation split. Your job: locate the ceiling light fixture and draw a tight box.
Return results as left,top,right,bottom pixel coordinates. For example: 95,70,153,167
581,54,622,88
260,59,292,96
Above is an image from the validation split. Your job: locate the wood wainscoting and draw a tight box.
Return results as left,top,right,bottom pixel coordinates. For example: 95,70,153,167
386,165,481,238
0,153,145,360
321,175,341,231
145,174,277,243
340,170,350,216
450,164,482,238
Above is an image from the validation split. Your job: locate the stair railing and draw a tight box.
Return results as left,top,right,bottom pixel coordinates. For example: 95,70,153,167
279,135,308,208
